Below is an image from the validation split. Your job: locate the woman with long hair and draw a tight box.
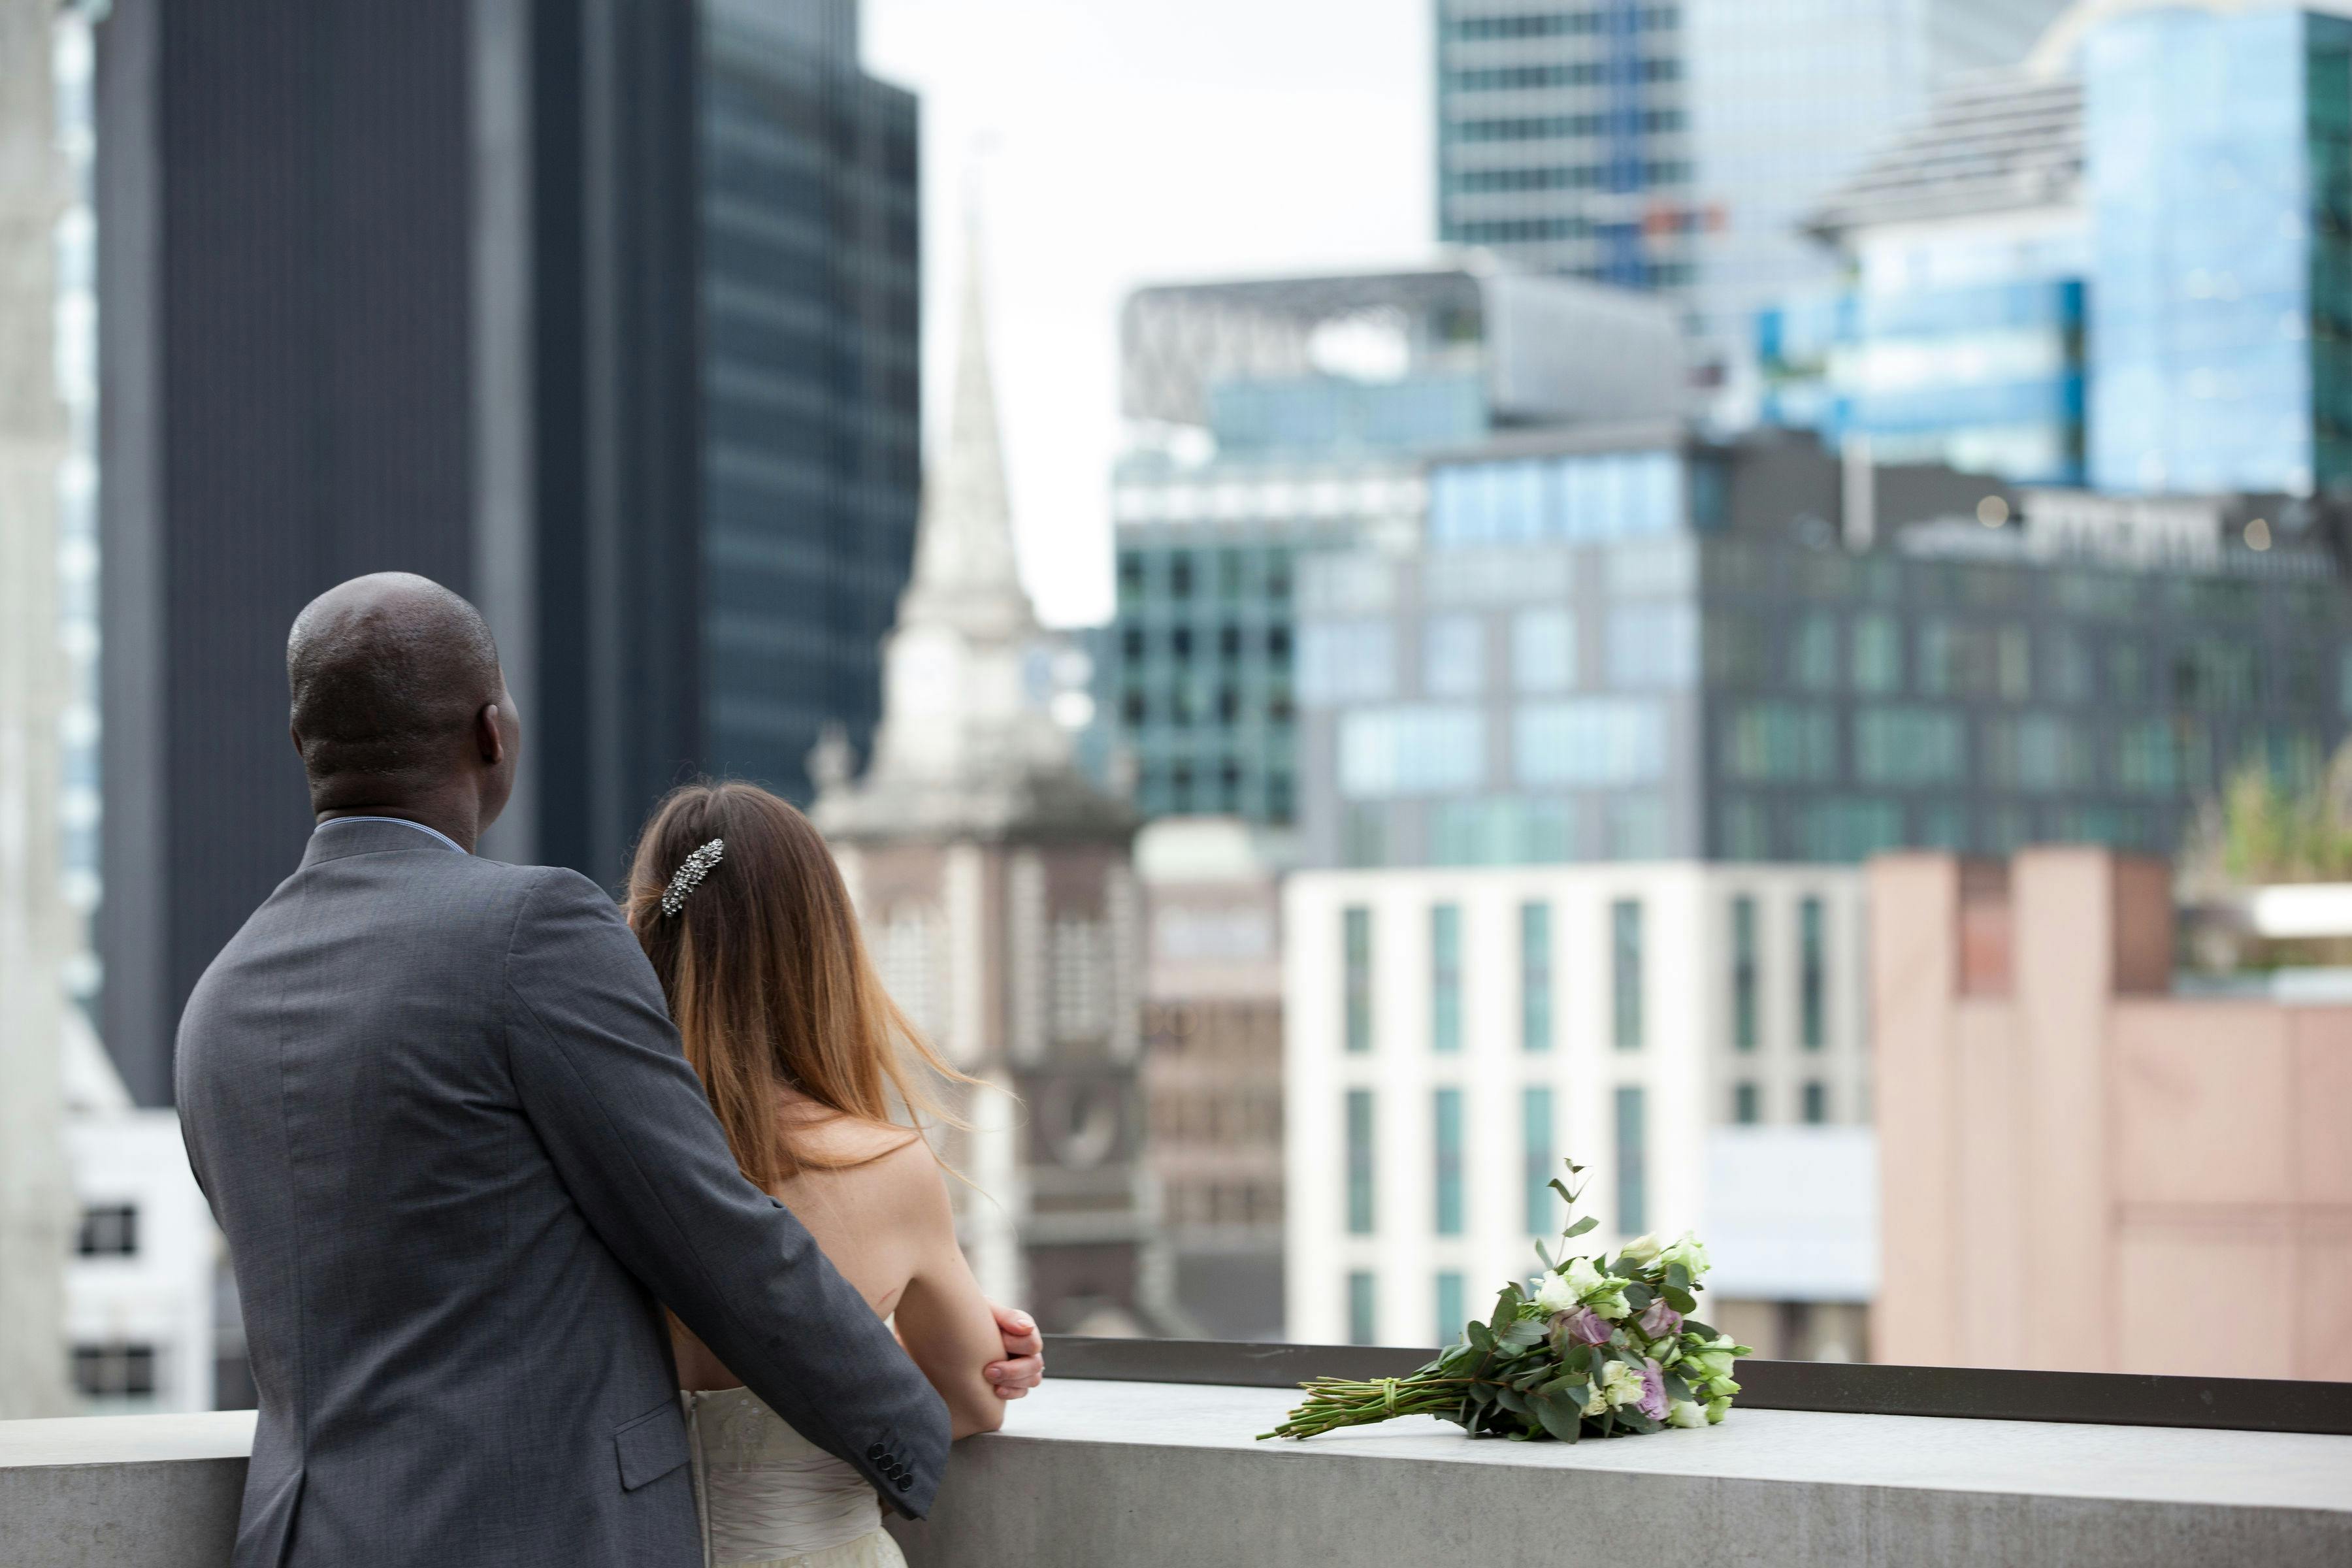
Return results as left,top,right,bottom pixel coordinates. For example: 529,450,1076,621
627,781,1009,1568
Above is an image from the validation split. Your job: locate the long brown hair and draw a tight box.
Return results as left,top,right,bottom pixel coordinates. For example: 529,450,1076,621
626,781,970,1190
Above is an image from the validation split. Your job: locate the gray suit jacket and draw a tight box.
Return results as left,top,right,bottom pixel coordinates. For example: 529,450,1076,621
176,819,950,1568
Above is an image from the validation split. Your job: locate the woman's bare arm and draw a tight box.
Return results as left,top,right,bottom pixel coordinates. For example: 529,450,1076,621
877,1142,1009,1440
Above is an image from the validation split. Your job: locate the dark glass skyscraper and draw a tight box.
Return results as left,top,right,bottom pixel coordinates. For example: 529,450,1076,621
91,0,917,1103
700,0,919,801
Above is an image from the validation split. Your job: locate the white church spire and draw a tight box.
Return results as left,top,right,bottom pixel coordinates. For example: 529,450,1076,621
900,213,1034,631
812,206,1128,842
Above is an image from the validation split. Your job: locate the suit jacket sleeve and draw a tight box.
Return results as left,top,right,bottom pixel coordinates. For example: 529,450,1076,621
501,867,951,1515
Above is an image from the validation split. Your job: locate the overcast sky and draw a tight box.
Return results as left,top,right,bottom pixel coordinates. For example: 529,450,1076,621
864,0,1433,627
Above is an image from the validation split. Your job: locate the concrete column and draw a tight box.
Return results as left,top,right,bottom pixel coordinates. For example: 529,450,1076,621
0,0,76,1418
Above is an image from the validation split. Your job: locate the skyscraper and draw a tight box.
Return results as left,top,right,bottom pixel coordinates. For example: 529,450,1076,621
1432,1,2072,396
90,0,919,1104
2083,3,2352,497
701,0,920,802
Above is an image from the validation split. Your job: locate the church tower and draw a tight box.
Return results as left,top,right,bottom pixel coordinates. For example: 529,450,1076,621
812,226,1159,1333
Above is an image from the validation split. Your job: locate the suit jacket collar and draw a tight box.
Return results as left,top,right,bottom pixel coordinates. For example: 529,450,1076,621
302,817,470,867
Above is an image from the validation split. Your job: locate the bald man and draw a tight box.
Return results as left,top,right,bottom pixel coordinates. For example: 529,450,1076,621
174,575,1017,1568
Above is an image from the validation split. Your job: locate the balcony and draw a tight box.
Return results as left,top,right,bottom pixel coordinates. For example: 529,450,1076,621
5,1343,2349,1567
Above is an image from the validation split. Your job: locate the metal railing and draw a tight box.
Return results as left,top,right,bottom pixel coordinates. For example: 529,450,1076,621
1044,1337,2352,1437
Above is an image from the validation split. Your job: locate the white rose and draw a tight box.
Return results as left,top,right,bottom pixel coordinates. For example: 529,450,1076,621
1661,1232,1711,1278
1580,1384,1609,1417
1534,1271,1580,1315
1620,1233,1663,1265
1668,1399,1707,1429
1563,1256,1607,1296
1592,1292,1631,1321
1601,1361,1646,1409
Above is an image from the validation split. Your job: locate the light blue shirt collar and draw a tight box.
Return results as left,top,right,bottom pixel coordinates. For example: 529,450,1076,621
314,815,469,855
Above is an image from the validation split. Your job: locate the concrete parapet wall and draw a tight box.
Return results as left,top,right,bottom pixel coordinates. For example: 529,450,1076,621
8,1386,2352,1568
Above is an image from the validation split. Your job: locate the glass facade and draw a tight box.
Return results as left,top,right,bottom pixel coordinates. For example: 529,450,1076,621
1731,894,1757,1051
1733,1080,1760,1124
1344,907,1373,1053
1522,1086,1556,1235
1434,1088,1466,1235
1799,895,1827,1050
1436,1271,1468,1345
1346,1088,1376,1233
1431,905,1463,1053
1348,1270,1377,1345
1612,898,1644,1050
1802,1080,1829,1125
2086,7,2352,496
1296,472,2352,870
1614,1085,1647,1234
1429,450,1686,545
1521,902,1553,1053
700,12,919,800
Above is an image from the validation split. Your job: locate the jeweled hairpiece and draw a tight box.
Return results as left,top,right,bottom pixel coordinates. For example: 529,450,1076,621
661,838,726,917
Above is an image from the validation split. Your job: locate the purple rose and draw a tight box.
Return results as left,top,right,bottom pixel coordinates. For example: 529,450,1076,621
1638,1357,1670,1421
1556,1306,1612,1347
1637,1298,1683,1339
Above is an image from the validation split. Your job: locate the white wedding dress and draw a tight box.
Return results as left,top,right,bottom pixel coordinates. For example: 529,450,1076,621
682,1387,907,1568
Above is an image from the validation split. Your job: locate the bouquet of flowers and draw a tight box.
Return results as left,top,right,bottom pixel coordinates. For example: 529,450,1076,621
1262,1160,1751,1443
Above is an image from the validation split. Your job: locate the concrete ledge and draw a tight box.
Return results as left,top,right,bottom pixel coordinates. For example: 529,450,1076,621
0,1413,252,1568
8,1388,2352,1568
889,1380,2352,1568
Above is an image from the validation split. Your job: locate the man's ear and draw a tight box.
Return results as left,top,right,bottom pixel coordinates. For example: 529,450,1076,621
476,703,506,767
289,723,305,762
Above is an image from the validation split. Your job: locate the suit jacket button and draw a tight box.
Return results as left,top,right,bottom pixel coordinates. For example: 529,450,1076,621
896,1475,913,1492
867,1443,885,1460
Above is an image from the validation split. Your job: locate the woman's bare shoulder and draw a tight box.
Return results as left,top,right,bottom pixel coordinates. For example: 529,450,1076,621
785,1107,924,1169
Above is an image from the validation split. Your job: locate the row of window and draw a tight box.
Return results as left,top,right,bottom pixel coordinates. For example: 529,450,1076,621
1450,58,1682,91
1343,1084,1647,1239
1445,7,1680,41
1119,687,1296,730
1708,610,2334,710
1448,152,1691,192
1731,1079,1833,1126
1722,700,2328,798
1116,546,1296,606
1133,762,1294,822
1345,899,1646,1055
1447,206,1699,249
1299,606,1698,704
1729,895,1827,1051
1335,699,1668,799
1120,623,1294,665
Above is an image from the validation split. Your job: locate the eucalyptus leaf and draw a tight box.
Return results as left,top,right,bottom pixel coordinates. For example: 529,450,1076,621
1682,1319,1716,1340
1564,1215,1598,1239
1497,1317,1547,1350
1662,1284,1697,1314
1466,1320,1494,1354
1530,1388,1584,1443
1622,1282,1654,1311
1667,1262,1691,1291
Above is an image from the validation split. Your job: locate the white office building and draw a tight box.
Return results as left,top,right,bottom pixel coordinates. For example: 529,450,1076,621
1283,860,1870,1350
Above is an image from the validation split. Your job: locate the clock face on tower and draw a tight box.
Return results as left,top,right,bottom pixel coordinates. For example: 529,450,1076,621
893,630,960,719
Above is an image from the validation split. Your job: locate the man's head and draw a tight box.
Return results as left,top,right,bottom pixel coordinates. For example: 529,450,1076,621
287,573,519,835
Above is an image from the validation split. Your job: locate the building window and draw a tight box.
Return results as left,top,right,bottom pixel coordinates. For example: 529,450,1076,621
1852,613,1901,692
1434,1088,1465,1235
1051,917,1113,1043
1422,613,1486,696
1520,902,1552,1053
1731,896,1757,1053
1436,1271,1467,1346
76,1203,138,1258
1348,1270,1377,1346
1171,555,1194,599
1511,608,1577,693
71,1343,157,1399
1799,897,1827,1051
1339,706,1486,797
1614,1086,1646,1235
1347,1089,1376,1234
1431,905,1462,1053
1515,698,1667,787
1802,1081,1829,1124
1344,907,1373,1053
1733,1081,1761,1124
1612,898,1643,1051
1522,1086,1556,1234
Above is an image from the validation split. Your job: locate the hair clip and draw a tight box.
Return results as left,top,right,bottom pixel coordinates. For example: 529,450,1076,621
661,838,726,917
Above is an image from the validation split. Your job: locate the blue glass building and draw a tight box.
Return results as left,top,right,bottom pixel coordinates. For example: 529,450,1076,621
1759,71,2089,484
2085,5,2352,497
